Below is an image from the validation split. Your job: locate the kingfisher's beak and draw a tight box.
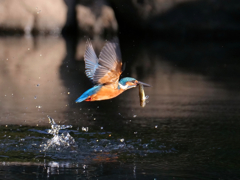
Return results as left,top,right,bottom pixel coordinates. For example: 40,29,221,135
137,81,151,87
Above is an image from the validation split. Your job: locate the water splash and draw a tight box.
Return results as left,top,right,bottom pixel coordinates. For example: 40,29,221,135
47,116,72,135
41,116,76,151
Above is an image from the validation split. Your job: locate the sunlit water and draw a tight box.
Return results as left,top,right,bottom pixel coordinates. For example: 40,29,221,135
1,36,240,179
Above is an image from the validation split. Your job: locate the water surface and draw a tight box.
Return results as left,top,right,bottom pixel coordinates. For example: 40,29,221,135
0,36,240,179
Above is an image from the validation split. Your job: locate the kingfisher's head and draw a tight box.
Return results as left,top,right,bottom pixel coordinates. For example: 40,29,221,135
118,77,150,90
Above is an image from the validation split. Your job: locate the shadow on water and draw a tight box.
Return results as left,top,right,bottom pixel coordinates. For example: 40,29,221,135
1,35,240,179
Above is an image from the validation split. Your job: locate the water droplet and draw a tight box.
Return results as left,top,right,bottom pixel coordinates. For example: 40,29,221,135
109,134,111,137
67,92,70,94
36,124,38,126
120,138,124,142
36,105,42,109
5,125,8,127
36,84,40,87
100,127,103,130
93,118,96,120
134,132,137,134
155,125,158,128
28,48,30,50
34,96,37,99
6,58,8,61
82,127,88,132
40,54,42,57
133,115,137,118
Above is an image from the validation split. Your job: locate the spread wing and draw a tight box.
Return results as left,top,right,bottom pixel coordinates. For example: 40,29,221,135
92,38,122,85
84,39,99,81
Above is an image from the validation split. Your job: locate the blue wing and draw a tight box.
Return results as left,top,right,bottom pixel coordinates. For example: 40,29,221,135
75,85,102,103
84,39,99,81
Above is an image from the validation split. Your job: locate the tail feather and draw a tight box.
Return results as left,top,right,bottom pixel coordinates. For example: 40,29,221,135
75,85,102,103
75,95,88,103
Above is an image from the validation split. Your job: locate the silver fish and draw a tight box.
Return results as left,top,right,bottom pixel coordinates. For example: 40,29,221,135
139,84,149,107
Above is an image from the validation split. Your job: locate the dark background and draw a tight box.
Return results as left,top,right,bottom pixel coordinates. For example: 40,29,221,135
1,0,240,179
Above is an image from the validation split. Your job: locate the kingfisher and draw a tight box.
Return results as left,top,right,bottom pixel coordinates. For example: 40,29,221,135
75,38,150,103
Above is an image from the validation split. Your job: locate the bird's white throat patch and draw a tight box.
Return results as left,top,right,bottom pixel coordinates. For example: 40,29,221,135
118,83,128,90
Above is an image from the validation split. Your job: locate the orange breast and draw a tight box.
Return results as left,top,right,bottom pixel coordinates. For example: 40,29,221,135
89,84,124,101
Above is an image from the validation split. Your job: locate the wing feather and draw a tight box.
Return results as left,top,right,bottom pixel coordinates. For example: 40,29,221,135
84,39,99,81
93,38,122,85
98,38,121,69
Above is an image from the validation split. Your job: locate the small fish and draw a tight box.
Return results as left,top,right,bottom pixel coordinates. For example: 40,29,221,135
139,84,149,107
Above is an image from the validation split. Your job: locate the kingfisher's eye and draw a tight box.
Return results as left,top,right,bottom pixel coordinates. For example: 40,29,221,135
131,80,135,83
